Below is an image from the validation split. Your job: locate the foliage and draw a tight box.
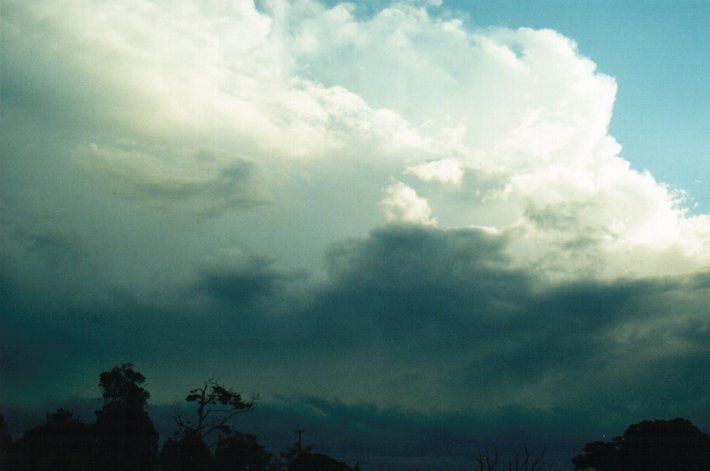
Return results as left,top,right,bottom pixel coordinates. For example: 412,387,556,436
277,436,355,471
98,363,150,409
214,430,274,471
12,364,710,471
8,408,94,471
160,431,212,471
174,378,256,442
94,363,158,471
474,447,552,471
4,364,161,471
279,440,314,467
289,451,355,471
0,413,12,468
572,418,710,471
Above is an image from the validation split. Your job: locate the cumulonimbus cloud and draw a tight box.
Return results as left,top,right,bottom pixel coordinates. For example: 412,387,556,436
2,0,710,429
6,0,708,277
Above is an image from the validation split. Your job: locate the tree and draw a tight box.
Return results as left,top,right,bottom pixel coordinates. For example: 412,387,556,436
9,408,94,471
278,436,354,471
214,430,274,471
174,378,256,443
160,431,212,471
572,438,620,470
279,439,314,469
474,447,552,471
572,418,710,471
0,413,12,469
94,363,158,471
98,362,150,409
289,452,355,471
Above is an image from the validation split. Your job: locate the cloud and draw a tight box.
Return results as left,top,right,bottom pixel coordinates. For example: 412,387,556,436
279,0,710,278
195,255,290,306
299,227,709,424
4,0,710,279
406,159,465,185
6,224,709,415
101,225,706,419
1,222,709,465
2,0,710,458
72,144,270,215
380,182,437,225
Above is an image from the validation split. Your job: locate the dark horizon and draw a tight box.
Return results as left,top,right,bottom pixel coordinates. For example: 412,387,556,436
3,371,709,471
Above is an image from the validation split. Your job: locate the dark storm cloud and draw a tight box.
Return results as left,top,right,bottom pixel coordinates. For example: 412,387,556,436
295,226,530,357
196,256,290,306
100,224,705,424
2,224,709,431
264,225,710,417
307,225,605,363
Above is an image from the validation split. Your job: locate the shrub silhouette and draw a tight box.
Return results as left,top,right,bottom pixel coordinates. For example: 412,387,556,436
289,451,355,471
0,413,12,468
279,437,355,471
9,408,94,471
214,430,273,471
474,447,551,471
160,430,213,471
572,417,710,471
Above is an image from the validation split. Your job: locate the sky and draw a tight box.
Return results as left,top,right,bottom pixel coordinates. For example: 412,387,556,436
1,0,709,468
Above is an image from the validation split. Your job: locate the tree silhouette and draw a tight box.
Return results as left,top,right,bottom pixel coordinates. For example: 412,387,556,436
9,408,94,471
289,451,355,471
572,438,620,470
0,413,12,469
214,430,274,471
160,430,212,471
278,436,354,471
98,362,150,409
474,447,551,471
94,363,158,471
572,418,710,471
174,378,256,443
279,439,314,469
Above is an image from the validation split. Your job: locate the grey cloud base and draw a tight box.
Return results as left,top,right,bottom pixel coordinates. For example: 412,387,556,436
2,225,708,436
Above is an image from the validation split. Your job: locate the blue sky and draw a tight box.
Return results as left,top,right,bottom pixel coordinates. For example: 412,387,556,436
1,1,709,468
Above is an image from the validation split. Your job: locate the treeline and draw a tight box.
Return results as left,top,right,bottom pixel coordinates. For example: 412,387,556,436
473,416,710,471
571,417,710,471
1,363,709,470
0,364,355,471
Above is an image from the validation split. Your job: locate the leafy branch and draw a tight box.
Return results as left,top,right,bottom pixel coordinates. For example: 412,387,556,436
174,378,256,442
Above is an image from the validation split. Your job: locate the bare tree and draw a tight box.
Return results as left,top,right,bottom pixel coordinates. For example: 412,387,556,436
174,378,256,442
475,447,501,471
475,447,552,471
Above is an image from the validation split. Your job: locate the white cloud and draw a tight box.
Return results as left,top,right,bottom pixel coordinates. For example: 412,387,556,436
3,0,710,282
381,181,436,226
406,159,465,185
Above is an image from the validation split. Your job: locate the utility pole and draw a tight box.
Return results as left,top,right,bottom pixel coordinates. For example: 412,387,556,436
294,428,305,453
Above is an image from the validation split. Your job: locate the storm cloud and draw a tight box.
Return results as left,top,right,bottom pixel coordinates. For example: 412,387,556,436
2,0,710,467
3,225,709,421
